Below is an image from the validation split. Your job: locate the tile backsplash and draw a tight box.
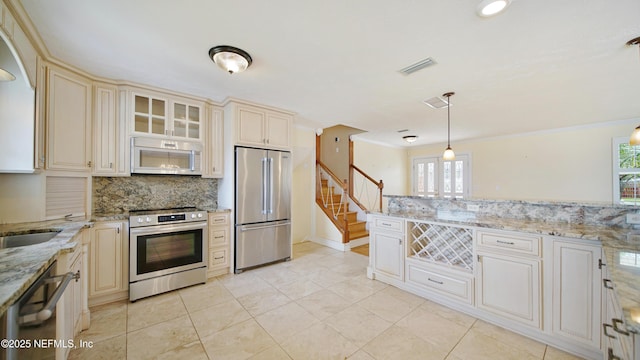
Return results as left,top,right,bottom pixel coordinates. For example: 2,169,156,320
93,175,218,213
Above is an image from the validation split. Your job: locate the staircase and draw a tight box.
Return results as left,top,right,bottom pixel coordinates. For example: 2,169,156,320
315,135,384,246
318,178,369,243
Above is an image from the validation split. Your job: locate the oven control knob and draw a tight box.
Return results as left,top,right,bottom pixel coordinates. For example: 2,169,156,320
197,213,203,218
137,217,143,223
146,217,151,222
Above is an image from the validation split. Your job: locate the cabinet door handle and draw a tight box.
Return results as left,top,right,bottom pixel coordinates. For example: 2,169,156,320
603,278,614,289
398,239,402,245
427,278,443,285
612,318,630,336
608,348,621,360
603,323,617,339
109,162,113,169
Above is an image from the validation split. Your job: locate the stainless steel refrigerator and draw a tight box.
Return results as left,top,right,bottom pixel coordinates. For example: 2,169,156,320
235,146,292,273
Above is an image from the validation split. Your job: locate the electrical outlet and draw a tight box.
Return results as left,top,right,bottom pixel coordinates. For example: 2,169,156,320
626,213,640,224
467,204,480,212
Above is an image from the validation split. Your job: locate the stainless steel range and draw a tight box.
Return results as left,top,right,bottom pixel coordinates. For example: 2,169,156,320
129,207,207,301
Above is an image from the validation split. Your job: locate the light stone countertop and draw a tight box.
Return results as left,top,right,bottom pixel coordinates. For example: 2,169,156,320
373,209,640,333
0,220,91,315
0,208,230,315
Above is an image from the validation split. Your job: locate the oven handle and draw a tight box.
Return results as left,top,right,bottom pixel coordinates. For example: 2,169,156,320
20,271,80,324
130,220,207,236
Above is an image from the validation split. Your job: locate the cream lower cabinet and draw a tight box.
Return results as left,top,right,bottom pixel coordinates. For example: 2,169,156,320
601,250,639,360
477,251,541,328
208,212,230,277
56,231,88,360
89,221,129,305
368,215,404,282
476,230,542,329
550,240,602,350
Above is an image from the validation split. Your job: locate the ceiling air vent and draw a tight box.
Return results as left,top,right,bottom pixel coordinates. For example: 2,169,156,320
399,57,437,75
423,95,450,109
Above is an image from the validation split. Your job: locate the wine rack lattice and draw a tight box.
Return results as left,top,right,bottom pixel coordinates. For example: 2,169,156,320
408,221,473,272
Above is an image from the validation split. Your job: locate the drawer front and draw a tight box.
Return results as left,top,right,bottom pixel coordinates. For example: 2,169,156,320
407,263,473,304
210,249,229,267
209,213,229,226
372,217,404,233
210,229,228,246
477,231,541,256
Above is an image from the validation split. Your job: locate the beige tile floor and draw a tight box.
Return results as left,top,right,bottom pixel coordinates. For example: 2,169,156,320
69,241,583,360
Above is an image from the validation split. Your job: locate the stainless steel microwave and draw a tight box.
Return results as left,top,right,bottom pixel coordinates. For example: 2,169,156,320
131,137,202,175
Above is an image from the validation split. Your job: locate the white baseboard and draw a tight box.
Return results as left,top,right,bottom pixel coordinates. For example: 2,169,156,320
306,236,370,251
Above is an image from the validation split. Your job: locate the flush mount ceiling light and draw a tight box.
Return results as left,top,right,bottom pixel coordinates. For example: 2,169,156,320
403,135,418,143
442,92,456,161
627,36,640,145
477,0,511,17
208,45,252,74
0,68,15,81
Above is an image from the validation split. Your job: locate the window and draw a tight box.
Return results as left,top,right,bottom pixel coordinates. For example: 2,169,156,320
412,154,471,198
613,137,640,205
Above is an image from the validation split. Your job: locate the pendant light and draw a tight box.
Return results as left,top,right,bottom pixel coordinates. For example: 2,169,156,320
443,92,456,160
628,36,640,145
476,0,511,17
208,45,252,74
0,68,15,81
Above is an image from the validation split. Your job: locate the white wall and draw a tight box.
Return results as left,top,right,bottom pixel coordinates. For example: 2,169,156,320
292,126,315,243
407,120,637,203
352,139,409,211
0,173,44,223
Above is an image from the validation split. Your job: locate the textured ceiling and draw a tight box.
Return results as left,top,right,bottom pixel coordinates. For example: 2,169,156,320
18,0,640,147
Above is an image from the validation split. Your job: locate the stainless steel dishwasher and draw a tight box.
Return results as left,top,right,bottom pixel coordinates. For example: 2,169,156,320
1,261,78,360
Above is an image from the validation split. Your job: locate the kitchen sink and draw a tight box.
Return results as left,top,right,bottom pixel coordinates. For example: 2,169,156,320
0,231,61,249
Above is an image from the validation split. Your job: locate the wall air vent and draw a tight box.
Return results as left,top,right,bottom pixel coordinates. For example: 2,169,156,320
423,95,450,109
399,57,437,75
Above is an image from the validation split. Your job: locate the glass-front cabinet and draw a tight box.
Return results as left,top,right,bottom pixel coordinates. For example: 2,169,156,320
132,92,202,141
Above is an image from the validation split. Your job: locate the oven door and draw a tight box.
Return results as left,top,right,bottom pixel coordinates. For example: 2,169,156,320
129,221,207,282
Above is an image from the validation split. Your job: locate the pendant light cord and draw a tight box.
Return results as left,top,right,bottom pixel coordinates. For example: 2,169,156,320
447,95,451,147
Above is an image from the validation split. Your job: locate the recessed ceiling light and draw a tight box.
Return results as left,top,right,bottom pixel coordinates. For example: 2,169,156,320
477,0,511,17
403,135,418,143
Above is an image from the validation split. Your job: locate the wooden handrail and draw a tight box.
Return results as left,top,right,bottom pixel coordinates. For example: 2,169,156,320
349,164,384,212
316,160,350,243
352,164,383,189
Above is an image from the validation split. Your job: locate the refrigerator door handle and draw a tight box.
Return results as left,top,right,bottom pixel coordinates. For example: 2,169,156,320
239,221,291,232
269,157,274,214
261,157,268,214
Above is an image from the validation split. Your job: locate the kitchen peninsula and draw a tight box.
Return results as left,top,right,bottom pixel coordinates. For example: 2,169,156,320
368,196,640,360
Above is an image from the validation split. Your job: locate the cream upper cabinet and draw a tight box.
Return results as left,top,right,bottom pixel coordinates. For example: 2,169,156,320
131,91,203,141
46,65,92,171
202,104,223,178
231,102,293,150
93,83,128,176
